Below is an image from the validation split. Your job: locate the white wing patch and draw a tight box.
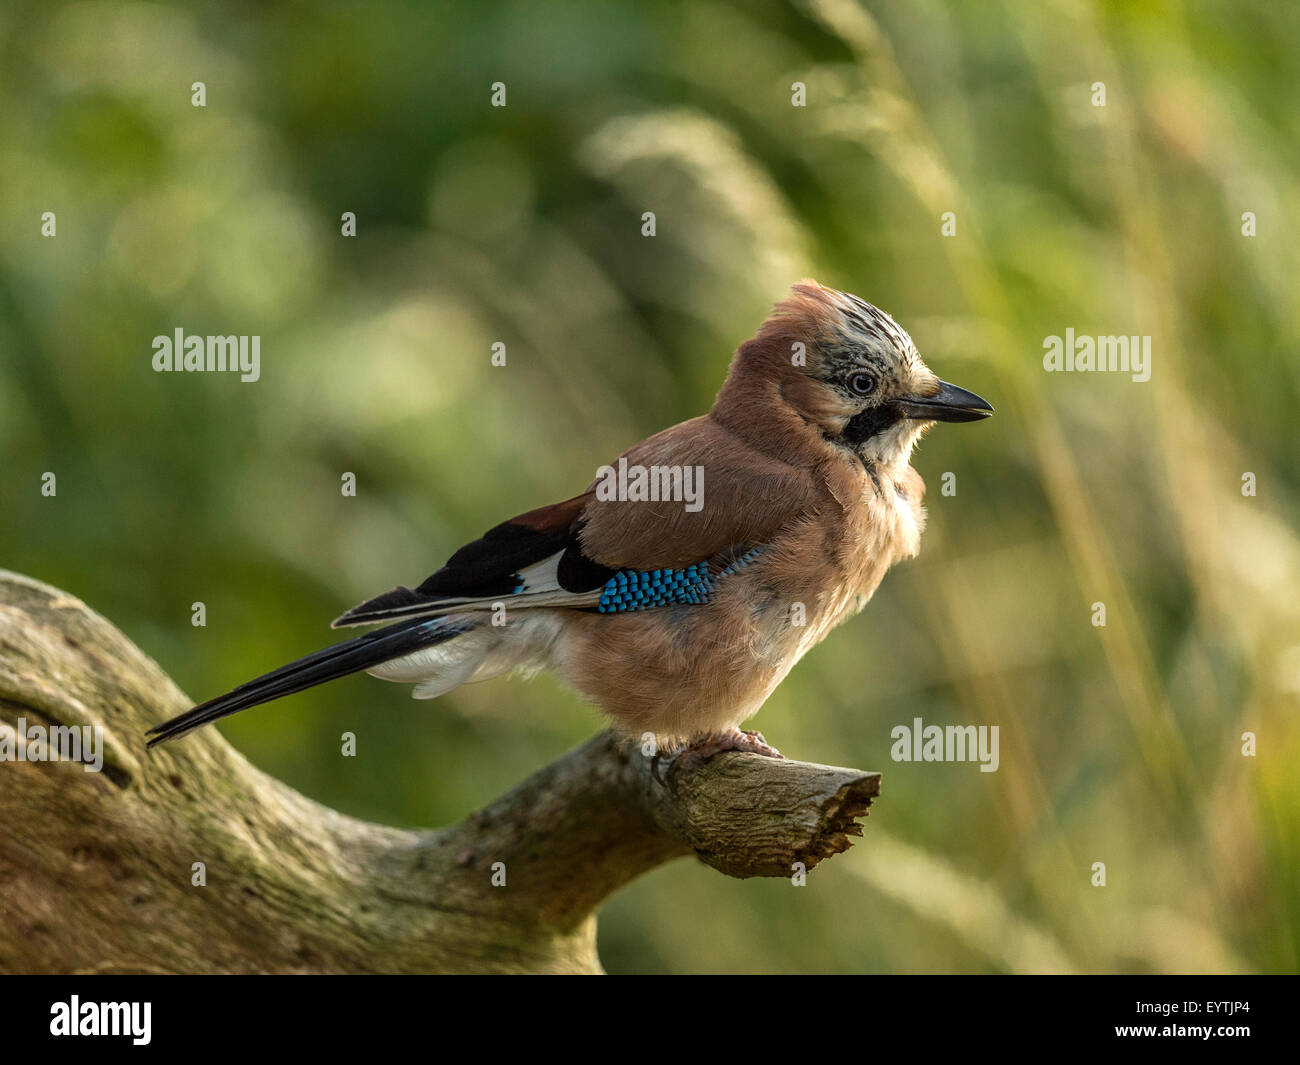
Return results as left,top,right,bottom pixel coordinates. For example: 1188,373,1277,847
336,550,601,628
513,552,564,594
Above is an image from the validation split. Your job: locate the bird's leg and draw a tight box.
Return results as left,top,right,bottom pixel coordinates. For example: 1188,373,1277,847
661,727,784,784
649,747,668,784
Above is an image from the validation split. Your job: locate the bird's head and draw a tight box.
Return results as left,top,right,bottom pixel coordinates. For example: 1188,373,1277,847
715,280,994,472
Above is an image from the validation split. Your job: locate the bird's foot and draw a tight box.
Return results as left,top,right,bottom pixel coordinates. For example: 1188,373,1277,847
706,728,783,761
656,728,784,784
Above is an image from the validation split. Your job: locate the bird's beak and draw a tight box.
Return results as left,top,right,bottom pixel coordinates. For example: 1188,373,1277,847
896,380,995,423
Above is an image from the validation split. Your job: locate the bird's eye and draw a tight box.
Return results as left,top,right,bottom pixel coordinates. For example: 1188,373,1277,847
848,372,877,396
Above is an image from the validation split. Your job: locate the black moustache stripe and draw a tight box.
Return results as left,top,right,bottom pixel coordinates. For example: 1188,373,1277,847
840,403,904,447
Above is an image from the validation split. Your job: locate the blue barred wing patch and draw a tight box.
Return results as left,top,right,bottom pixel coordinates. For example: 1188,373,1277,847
595,548,761,613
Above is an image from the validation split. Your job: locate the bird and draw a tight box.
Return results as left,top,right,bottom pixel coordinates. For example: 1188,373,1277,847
146,281,993,762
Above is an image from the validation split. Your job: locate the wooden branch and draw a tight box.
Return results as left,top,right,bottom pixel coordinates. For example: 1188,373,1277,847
0,570,880,974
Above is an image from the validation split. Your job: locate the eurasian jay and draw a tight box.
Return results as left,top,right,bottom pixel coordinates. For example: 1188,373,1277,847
146,281,993,758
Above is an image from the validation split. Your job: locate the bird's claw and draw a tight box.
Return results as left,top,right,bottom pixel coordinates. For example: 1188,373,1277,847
655,728,784,786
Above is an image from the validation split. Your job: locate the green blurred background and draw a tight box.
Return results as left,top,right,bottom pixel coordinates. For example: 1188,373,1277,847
2,0,1297,973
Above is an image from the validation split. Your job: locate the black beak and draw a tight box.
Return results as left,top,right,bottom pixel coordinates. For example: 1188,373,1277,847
896,380,994,423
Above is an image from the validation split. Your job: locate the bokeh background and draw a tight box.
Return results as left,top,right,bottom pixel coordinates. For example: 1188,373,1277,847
2,0,1297,974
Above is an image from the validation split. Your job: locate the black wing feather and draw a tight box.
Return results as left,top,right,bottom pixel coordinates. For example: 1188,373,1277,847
332,492,615,627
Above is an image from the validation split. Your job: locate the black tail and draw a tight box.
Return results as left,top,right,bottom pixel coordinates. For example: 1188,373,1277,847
145,616,477,748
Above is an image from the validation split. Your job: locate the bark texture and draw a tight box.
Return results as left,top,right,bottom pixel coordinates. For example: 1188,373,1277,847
0,570,880,973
